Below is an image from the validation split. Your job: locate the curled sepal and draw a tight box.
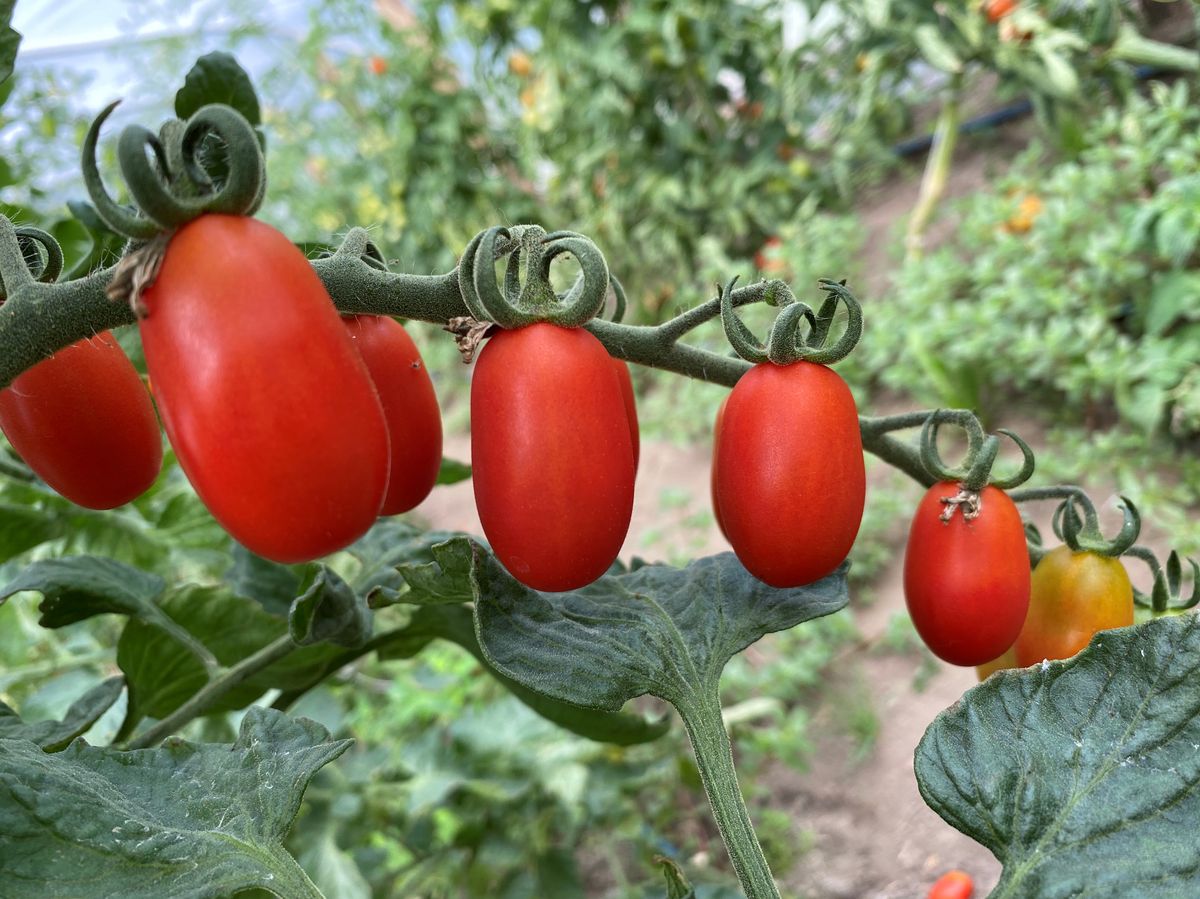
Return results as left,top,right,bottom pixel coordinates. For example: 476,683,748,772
722,277,862,366
987,429,1036,490
14,227,64,284
1052,494,1140,558
82,99,266,240
457,225,610,330
1128,545,1200,614
1024,519,1048,568
719,276,769,364
919,412,1034,493
801,279,863,365
82,102,160,240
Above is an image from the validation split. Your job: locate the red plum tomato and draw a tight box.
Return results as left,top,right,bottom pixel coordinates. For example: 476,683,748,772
904,482,1030,666
470,322,635,591
713,360,865,587
344,315,443,515
0,332,161,509
140,214,390,563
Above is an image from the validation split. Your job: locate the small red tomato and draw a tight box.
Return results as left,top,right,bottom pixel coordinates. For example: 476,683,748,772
754,236,783,272
1013,545,1134,667
984,0,1016,23
368,55,388,76
928,869,974,899
471,323,635,591
904,482,1031,666
0,331,162,509
714,361,865,587
344,315,443,515
711,395,730,542
141,214,390,563
610,356,639,470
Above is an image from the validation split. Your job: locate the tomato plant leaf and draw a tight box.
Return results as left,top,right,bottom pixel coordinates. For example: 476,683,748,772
435,457,472,485
118,585,341,730
0,707,348,898
0,676,123,752
377,603,670,746
175,51,261,128
225,543,303,616
346,519,466,601
370,537,475,607
916,614,1200,897
290,566,371,648
466,537,849,710
0,0,19,86
0,556,165,627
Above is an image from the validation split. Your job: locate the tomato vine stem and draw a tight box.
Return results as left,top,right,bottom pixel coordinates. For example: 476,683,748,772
124,634,297,750
676,686,782,899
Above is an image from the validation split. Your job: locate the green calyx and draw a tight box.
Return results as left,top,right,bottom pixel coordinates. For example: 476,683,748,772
82,100,266,240
1052,493,1140,557
720,277,862,366
457,225,611,329
1126,546,1200,614
919,409,1035,493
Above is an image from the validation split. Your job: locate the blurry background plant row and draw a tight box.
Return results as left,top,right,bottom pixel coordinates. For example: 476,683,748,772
3,0,1200,895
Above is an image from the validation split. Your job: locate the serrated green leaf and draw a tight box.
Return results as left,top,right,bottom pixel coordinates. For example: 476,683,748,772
917,615,1200,897
465,537,848,713
435,457,471,485
377,603,670,746
344,518,465,598
370,537,475,607
0,0,19,86
0,677,123,751
175,51,261,126
0,708,349,899
290,567,371,648
0,556,165,627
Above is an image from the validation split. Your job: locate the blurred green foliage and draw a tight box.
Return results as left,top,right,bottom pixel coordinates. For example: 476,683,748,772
863,81,1200,440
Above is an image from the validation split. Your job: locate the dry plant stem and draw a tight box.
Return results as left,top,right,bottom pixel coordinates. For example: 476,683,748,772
905,75,962,261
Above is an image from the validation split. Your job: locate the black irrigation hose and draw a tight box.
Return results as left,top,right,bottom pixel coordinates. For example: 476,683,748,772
891,64,1170,158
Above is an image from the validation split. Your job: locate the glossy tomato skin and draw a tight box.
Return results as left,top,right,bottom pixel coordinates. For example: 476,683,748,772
928,869,974,899
0,332,162,509
904,482,1030,666
714,361,864,587
344,315,442,515
711,395,730,542
610,357,639,470
471,322,635,591
141,214,389,563
1014,545,1133,666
